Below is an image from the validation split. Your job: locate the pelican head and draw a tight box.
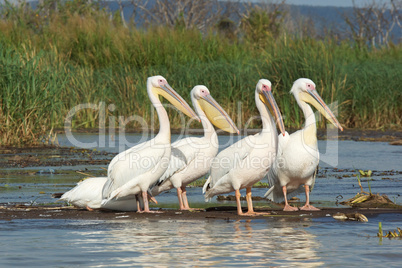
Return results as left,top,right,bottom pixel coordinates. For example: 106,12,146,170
192,85,239,134
291,78,343,131
148,75,200,121
256,79,286,136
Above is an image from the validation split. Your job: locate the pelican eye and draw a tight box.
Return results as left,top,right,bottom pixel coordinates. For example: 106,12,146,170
157,79,167,87
306,83,314,90
262,84,270,91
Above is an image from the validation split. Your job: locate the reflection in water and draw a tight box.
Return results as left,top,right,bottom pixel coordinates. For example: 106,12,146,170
70,218,324,267
2,215,402,267
231,219,324,267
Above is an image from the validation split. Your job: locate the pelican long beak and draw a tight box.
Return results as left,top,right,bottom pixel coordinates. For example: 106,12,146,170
156,84,200,122
300,90,343,131
260,90,286,136
198,94,240,134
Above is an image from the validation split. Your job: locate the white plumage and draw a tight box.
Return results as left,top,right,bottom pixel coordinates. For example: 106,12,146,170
264,78,343,211
60,177,154,211
60,177,106,210
151,85,239,210
60,76,198,212
203,79,285,215
100,75,199,212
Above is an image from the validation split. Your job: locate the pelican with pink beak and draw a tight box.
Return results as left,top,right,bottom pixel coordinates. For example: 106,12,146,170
203,79,285,216
264,78,343,211
101,75,199,212
151,85,239,210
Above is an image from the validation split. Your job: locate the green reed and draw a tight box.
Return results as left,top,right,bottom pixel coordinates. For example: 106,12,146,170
0,3,401,145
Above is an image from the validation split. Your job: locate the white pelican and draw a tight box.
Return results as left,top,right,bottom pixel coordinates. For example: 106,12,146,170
264,78,343,211
101,75,199,212
150,85,239,210
60,177,157,211
203,79,285,216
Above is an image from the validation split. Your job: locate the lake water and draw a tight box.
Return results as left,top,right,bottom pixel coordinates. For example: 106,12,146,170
1,214,402,267
1,133,402,267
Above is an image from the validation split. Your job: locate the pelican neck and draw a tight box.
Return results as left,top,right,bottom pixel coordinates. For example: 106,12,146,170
255,91,277,137
192,96,217,140
147,85,171,141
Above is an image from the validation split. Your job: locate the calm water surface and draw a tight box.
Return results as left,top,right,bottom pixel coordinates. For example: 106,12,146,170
1,215,402,267
1,133,402,267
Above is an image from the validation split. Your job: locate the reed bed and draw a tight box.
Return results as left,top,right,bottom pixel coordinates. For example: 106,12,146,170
0,3,401,145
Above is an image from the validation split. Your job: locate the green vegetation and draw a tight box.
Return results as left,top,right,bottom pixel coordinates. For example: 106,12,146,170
378,222,402,238
0,1,401,145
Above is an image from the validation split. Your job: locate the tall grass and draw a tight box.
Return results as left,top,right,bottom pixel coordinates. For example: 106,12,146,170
0,47,67,145
0,3,401,145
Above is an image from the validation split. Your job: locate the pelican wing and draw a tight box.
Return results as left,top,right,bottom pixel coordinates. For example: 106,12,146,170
156,137,204,185
265,131,293,201
102,140,167,199
60,177,107,209
209,135,257,186
267,132,290,187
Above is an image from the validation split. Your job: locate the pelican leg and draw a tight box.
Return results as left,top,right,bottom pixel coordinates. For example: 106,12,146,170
139,191,162,213
177,187,186,210
181,186,190,210
300,185,320,211
235,189,244,215
244,187,270,216
246,187,255,213
136,195,142,212
86,205,94,211
143,191,150,212
282,186,298,211
180,185,202,211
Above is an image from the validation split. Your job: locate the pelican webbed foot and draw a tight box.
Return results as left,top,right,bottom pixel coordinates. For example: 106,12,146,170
181,207,204,211
137,209,163,214
283,204,299,211
299,204,320,211
86,205,95,211
240,211,271,216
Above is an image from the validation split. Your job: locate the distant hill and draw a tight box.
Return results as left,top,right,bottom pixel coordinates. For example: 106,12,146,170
22,1,402,43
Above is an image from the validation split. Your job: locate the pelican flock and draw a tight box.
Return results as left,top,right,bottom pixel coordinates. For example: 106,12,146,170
150,85,239,210
100,75,199,212
61,75,198,212
203,79,285,215
60,75,344,215
264,78,343,211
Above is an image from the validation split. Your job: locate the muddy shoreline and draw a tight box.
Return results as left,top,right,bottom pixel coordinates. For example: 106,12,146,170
1,204,401,221
1,129,401,222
